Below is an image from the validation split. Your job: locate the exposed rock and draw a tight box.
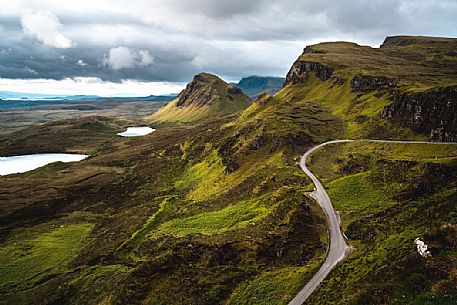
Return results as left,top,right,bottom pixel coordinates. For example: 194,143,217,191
151,72,251,123
381,86,457,142
176,73,221,107
414,238,432,258
332,76,346,86
227,86,243,96
284,61,333,86
256,93,274,106
351,75,397,92
249,134,269,150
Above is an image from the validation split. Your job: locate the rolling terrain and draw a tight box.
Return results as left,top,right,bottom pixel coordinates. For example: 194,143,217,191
0,97,172,135
0,35,456,305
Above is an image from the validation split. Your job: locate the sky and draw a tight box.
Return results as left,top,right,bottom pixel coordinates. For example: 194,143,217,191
0,0,456,96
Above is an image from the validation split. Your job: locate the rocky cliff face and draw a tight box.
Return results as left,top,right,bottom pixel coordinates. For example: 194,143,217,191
284,61,333,86
176,73,222,108
382,86,457,142
351,75,397,92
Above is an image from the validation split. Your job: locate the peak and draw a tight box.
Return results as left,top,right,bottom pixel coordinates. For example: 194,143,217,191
176,73,240,108
193,72,223,83
150,72,251,124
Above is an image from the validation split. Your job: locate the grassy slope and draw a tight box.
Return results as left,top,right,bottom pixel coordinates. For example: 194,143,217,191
1,36,456,305
300,39,457,88
278,37,457,140
0,222,94,293
307,141,457,304
0,111,330,304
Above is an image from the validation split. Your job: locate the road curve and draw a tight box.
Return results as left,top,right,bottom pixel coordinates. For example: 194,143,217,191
289,139,457,305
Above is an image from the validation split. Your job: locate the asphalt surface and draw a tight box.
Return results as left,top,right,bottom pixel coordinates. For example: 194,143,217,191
288,139,457,305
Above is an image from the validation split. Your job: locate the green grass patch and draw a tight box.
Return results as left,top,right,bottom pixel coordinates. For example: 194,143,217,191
0,222,94,290
175,149,226,201
115,196,177,258
150,196,273,237
326,172,396,228
226,259,322,305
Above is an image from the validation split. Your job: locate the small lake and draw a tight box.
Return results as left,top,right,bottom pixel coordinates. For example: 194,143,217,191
117,127,155,137
0,154,88,176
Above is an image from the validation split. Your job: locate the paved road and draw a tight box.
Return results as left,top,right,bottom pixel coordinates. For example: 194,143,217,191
289,139,457,305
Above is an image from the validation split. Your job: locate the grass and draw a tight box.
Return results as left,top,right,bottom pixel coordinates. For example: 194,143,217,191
297,38,457,88
150,196,273,237
2,36,455,305
175,149,226,201
278,75,419,140
326,172,396,228
304,140,457,304
226,260,322,305
0,222,94,291
115,196,177,258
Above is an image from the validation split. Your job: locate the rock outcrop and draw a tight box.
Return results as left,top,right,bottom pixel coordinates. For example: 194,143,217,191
177,73,226,108
351,75,397,92
150,72,251,124
381,86,457,142
284,61,333,86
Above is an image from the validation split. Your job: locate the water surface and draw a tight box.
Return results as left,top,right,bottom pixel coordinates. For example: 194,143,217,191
0,154,88,176
117,127,155,137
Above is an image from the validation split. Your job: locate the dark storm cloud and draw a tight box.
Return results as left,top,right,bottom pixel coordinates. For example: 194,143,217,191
0,0,456,82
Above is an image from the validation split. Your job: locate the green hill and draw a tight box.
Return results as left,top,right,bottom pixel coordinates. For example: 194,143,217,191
0,36,456,305
148,73,251,124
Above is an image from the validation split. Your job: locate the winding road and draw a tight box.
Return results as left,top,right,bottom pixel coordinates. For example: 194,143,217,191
289,139,457,305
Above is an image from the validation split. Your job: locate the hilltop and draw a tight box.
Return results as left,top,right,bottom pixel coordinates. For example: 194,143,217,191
279,35,457,141
148,73,251,124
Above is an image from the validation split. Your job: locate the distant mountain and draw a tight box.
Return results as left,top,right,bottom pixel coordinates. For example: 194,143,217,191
232,76,285,99
149,72,251,124
0,94,176,109
0,91,69,100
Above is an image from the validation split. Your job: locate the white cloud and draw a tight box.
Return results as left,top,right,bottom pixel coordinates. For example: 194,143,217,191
0,77,185,97
21,11,74,48
138,50,154,66
76,59,87,66
104,46,154,70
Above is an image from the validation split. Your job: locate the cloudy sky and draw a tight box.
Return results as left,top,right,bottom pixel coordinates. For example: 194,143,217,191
0,0,456,96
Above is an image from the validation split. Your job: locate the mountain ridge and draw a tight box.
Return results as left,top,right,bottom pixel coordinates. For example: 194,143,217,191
232,75,285,98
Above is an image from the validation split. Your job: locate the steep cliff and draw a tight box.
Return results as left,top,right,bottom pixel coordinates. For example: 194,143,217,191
280,36,457,141
284,61,333,86
382,86,457,141
350,75,397,92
